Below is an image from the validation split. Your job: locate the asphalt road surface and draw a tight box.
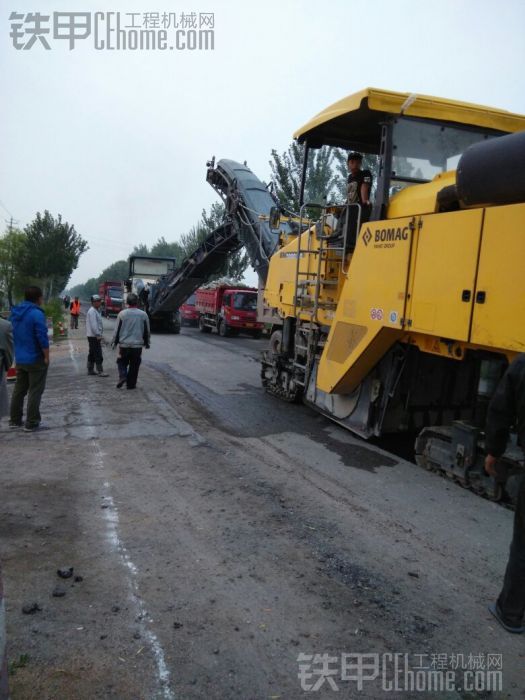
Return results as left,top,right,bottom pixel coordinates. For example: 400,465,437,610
1,317,523,699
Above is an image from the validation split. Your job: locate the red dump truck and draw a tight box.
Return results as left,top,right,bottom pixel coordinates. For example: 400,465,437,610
180,293,199,326
196,285,263,337
98,280,124,317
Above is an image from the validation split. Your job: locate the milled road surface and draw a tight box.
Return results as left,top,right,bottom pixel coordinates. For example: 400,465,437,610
1,317,523,699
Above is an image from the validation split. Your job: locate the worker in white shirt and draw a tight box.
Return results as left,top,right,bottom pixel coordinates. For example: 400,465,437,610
86,295,108,377
112,293,150,389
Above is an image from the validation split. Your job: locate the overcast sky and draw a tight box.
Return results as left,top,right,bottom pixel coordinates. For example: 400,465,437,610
2,0,525,287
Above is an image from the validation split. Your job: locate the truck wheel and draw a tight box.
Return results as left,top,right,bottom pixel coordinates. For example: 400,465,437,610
199,317,211,333
164,317,180,334
219,320,229,337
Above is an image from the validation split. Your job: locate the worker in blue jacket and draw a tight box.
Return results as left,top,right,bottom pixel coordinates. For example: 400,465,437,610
9,286,49,432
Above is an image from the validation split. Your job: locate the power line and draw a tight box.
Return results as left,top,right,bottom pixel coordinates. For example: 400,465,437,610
0,199,16,221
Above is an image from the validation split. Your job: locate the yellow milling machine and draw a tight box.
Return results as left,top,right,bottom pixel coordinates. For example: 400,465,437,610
257,88,525,504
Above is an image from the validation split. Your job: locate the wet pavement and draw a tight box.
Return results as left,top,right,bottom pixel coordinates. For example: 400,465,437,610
0,321,523,699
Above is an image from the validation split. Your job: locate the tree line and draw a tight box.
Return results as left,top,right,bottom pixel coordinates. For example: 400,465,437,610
0,211,88,308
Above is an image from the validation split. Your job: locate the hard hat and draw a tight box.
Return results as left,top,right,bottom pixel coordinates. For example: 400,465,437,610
91,294,101,302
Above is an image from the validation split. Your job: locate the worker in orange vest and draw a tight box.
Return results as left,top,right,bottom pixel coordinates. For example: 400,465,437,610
70,297,81,329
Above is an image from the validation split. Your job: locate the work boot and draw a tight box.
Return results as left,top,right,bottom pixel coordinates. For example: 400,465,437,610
96,365,109,377
488,602,525,634
87,363,97,376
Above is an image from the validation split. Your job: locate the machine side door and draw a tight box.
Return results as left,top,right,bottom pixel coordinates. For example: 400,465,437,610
470,203,525,352
407,210,483,342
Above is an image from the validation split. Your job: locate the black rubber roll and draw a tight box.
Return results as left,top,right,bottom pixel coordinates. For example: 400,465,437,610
456,130,525,206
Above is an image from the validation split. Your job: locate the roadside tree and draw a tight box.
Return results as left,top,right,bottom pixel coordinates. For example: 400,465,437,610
0,228,28,307
22,211,88,300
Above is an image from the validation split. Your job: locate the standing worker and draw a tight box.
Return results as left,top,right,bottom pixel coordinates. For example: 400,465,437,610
347,151,373,222
70,296,81,329
86,295,108,377
112,293,150,390
0,314,14,422
8,286,49,432
485,354,525,634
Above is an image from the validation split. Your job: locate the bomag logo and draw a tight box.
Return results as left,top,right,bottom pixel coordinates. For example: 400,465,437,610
364,225,410,249
375,226,409,242
362,228,372,246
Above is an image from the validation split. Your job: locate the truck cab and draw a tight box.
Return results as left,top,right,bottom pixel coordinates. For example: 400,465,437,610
99,281,123,317
196,285,263,338
180,293,199,326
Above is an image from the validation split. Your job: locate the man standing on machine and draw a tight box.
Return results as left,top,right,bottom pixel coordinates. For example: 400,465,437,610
347,151,372,222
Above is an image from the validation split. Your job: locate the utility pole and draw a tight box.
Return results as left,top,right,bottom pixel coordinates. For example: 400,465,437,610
5,217,19,233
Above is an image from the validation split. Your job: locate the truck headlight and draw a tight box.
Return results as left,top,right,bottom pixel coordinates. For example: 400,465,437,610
231,315,240,320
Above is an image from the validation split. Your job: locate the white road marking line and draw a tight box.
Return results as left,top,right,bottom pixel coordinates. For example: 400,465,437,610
97,457,174,698
67,339,175,699
68,338,79,370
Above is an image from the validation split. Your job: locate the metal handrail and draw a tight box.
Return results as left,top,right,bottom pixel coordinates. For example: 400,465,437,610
296,203,324,319
294,201,363,319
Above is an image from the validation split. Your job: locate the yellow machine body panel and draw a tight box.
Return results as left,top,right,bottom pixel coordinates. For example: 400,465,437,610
264,241,300,312
471,203,525,352
264,231,315,318
407,210,483,341
264,225,344,327
387,171,456,218
311,204,525,395
316,217,415,393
